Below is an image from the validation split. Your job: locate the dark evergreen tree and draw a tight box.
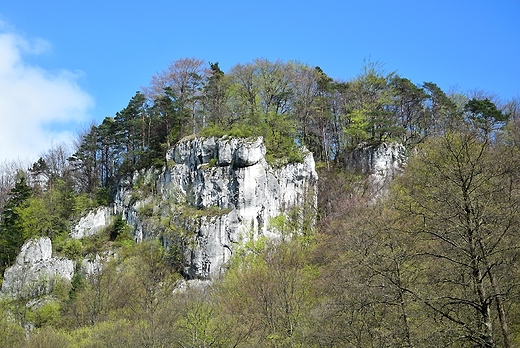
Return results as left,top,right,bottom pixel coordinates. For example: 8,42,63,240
422,81,459,135
390,76,426,145
0,175,32,274
96,117,119,188
115,91,148,175
202,62,229,127
465,98,508,138
69,124,100,195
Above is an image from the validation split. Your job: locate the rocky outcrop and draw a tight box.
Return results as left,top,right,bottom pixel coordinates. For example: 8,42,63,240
345,142,406,198
1,237,74,298
80,253,106,277
71,207,112,239
116,136,318,279
2,137,408,299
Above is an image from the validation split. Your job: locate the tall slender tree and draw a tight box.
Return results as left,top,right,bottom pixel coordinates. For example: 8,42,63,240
202,62,230,127
0,174,32,273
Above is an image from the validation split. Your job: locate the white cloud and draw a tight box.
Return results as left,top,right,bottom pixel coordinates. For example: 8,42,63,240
0,25,94,163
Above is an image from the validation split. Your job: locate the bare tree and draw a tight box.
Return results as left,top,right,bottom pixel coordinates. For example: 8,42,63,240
142,57,207,134
393,130,520,347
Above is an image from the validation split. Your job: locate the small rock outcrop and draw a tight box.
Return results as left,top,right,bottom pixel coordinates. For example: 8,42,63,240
116,136,318,279
345,142,406,197
1,237,74,298
71,207,112,239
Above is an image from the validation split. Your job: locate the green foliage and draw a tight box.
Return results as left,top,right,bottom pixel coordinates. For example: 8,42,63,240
0,175,32,274
200,114,302,165
216,236,317,346
389,130,520,346
16,197,56,239
465,98,508,136
264,112,303,165
3,178,100,264
173,293,221,347
199,122,255,138
72,193,96,218
109,214,130,242
200,157,218,170
60,238,83,260
268,207,316,242
25,326,72,348
136,202,154,216
0,299,25,347
344,109,370,142
95,187,112,206
68,270,85,302
27,301,62,328
80,229,110,255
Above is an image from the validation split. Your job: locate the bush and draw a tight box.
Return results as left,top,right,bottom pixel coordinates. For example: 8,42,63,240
60,238,83,260
200,123,255,139
200,116,303,166
0,300,25,347
72,193,95,220
27,301,62,328
110,215,130,241
25,326,72,348
95,187,112,206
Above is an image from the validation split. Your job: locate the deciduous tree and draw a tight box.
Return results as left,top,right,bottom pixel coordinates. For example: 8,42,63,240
393,129,520,347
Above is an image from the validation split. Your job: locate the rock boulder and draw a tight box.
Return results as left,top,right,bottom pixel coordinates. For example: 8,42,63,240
1,237,74,298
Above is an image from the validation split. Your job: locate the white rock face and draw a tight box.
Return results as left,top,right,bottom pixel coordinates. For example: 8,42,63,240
80,254,104,277
71,207,112,239
345,142,407,198
16,236,52,264
116,136,318,279
1,237,74,298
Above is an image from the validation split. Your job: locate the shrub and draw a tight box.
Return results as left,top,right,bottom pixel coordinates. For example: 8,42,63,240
60,238,83,260
27,301,62,328
110,215,130,241
95,187,112,206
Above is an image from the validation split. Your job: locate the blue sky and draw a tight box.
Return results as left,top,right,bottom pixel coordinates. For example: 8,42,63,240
0,0,519,162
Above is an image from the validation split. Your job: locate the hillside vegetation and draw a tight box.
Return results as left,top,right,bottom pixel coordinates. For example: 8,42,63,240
1,58,520,347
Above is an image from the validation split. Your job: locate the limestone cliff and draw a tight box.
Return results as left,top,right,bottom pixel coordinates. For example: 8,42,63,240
1,138,406,299
115,136,318,279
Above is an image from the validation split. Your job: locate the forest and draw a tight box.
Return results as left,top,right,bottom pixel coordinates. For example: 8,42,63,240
0,57,520,347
